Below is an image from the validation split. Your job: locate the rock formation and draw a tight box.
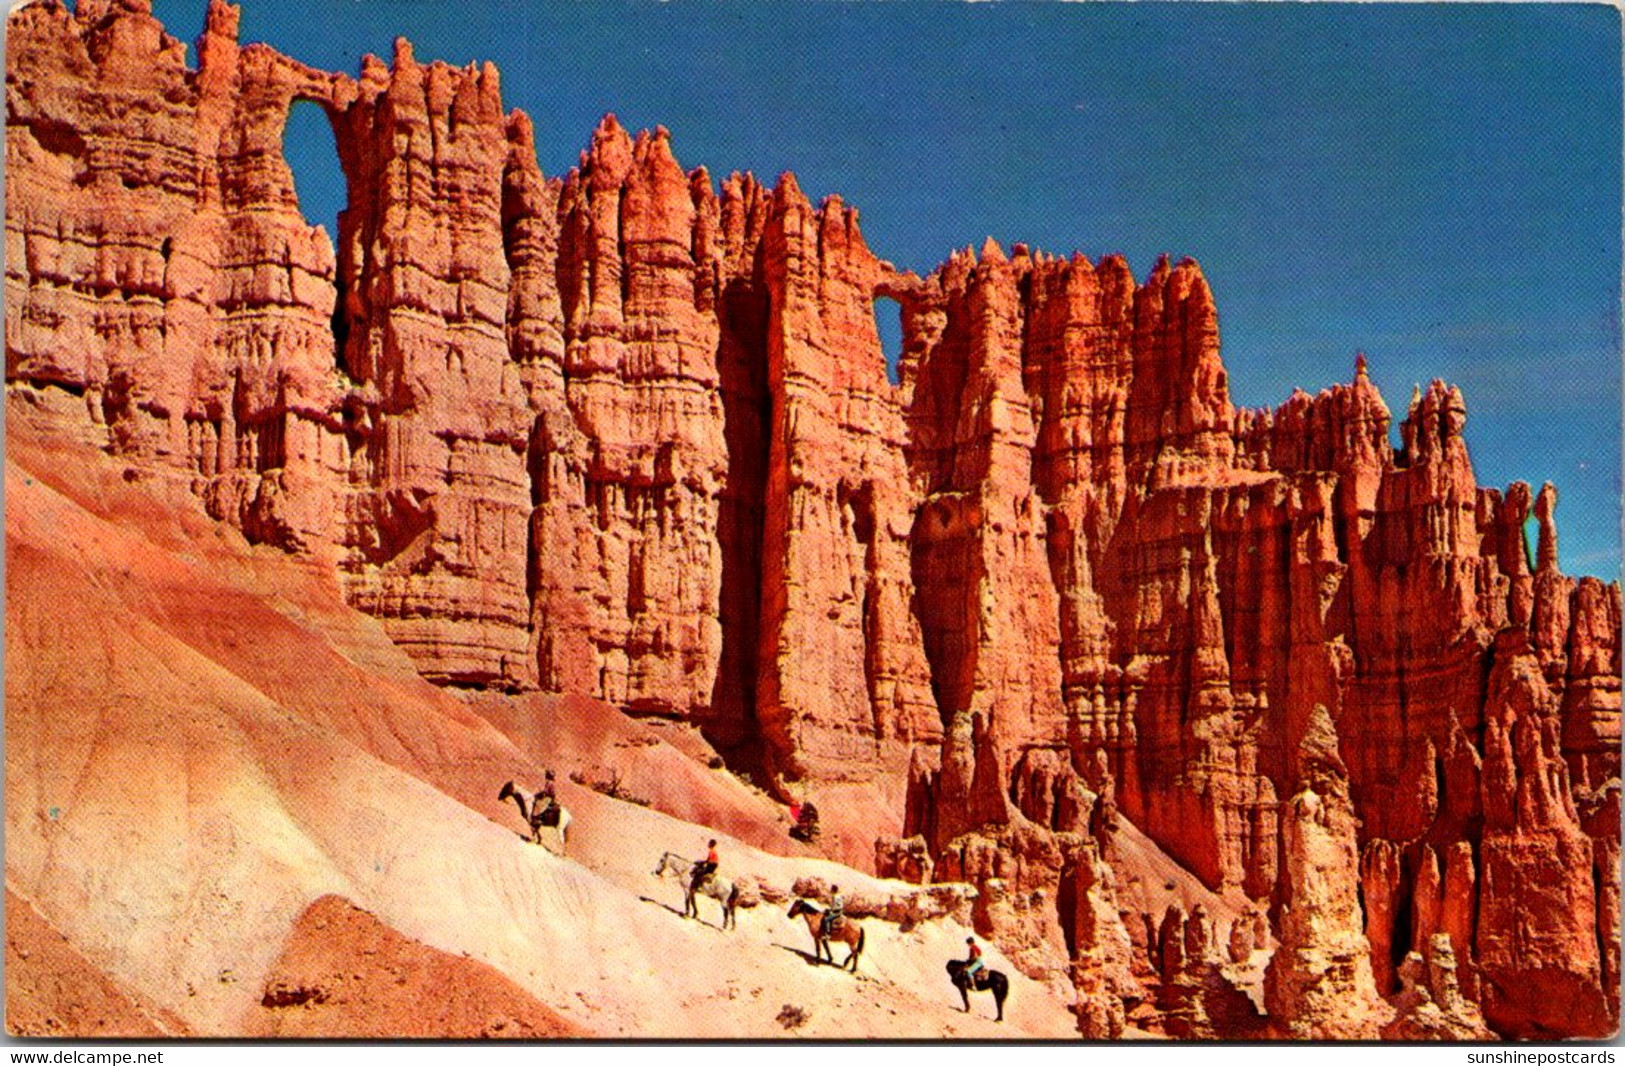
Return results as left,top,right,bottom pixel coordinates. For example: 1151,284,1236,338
1381,934,1494,1041
7,0,1618,1040
1263,705,1393,1038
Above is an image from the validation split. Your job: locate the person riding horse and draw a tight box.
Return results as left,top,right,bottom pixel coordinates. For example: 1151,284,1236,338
497,777,571,854
690,839,719,896
789,799,820,842
531,770,559,833
946,940,1008,1021
821,885,845,939
964,936,987,987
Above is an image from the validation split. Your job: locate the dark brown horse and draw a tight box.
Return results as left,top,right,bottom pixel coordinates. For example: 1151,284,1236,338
787,899,865,972
947,958,1008,1022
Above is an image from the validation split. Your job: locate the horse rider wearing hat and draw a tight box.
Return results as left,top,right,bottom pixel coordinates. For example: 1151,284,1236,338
822,885,846,938
530,769,559,838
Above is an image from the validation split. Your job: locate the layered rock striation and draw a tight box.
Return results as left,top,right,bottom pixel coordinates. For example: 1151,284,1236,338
7,0,1618,1039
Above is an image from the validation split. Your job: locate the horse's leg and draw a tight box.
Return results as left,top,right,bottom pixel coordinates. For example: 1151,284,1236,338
959,986,970,1012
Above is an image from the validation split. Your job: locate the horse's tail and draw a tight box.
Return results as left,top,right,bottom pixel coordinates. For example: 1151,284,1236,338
498,780,515,802
857,924,866,956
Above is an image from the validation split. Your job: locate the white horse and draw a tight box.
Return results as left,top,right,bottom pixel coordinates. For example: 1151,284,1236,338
652,851,739,929
498,780,571,855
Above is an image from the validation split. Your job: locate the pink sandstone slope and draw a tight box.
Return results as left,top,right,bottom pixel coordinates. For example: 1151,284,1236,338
4,422,1079,1038
5,0,1617,1039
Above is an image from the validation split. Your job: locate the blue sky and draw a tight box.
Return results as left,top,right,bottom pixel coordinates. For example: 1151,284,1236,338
149,1,1622,577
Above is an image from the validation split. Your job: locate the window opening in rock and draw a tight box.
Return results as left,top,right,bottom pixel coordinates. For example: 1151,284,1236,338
874,295,904,386
282,99,343,243
282,99,349,365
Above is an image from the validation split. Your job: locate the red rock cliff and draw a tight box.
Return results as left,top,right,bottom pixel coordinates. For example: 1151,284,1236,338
7,0,1618,1040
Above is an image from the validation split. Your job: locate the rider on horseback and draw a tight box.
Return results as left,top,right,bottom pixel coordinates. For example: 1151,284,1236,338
790,798,820,842
964,936,987,988
690,839,719,896
530,770,558,836
821,885,845,938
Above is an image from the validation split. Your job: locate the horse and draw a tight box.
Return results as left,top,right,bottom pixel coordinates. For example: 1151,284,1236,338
652,852,739,930
497,780,571,855
787,899,865,973
946,958,1008,1022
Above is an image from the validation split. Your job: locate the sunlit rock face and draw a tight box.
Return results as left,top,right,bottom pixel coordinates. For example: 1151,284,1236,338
7,0,1617,1039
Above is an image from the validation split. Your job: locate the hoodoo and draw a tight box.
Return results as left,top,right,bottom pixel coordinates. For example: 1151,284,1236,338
6,0,1617,1040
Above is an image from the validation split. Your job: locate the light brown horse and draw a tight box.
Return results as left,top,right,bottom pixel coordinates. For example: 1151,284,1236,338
788,899,865,972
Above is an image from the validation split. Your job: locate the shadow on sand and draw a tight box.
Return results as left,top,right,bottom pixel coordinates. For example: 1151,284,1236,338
638,894,727,931
771,942,870,980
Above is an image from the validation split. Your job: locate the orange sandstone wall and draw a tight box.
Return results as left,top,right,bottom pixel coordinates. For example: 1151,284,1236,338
6,0,1618,1039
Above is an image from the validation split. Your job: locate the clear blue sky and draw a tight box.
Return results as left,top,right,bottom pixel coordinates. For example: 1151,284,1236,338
148,0,1623,578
